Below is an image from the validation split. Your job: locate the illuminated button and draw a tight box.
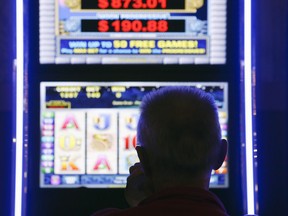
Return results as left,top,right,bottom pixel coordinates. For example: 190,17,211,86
62,176,79,184
219,118,227,124
55,57,70,64
219,112,227,118
43,118,54,124
71,57,86,64
43,124,54,130
41,161,54,167
41,148,54,155
221,131,228,137
179,58,194,64
142,27,147,32
64,19,80,32
142,4,147,8
41,142,54,149
41,136,54,143
42,167,53,174
41,154,54,161
221,124,228,130
163,58,178,64
86,58,101,64
51,175,61,185
43,112,54,118
194,58,209,64
42,130,54,136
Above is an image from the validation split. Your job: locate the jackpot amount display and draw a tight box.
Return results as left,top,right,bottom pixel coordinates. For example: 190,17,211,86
81,0,197,10
39,0,226,64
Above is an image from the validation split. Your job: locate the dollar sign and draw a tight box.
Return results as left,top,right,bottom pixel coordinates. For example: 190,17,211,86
98,0,109,9
98,20,109,32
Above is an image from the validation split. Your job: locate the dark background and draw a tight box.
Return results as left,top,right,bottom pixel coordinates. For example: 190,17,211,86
255,0,288,215
0,1,14,216
0,0,287,215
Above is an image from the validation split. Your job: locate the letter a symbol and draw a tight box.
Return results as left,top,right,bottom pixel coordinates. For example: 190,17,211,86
93,156,111,171
61,115,79,130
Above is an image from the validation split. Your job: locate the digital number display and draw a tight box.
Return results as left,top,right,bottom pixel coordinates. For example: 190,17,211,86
81,0,185,10
81,20,185,33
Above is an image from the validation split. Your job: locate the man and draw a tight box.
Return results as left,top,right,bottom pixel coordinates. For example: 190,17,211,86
92,86,229,216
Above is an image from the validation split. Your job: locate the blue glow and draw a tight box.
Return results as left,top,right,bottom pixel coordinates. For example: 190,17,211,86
15,0,24,215
244,0,255,214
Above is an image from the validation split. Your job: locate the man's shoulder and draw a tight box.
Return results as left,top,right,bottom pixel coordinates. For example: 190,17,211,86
92,187,229,216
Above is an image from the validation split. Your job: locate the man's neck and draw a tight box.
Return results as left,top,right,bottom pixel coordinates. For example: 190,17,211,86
152,173,211,192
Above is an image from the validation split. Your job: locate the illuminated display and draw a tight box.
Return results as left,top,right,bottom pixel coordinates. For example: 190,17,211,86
60,39,206,55
81,0,185,10
82,20,185,32
39,0,227,64
40,82,229,188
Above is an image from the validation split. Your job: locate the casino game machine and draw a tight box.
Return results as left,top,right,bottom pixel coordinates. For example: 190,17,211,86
12,0,258,215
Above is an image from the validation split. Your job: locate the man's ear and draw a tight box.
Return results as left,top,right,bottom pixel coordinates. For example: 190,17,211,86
213,139,228,170
136,146,152,177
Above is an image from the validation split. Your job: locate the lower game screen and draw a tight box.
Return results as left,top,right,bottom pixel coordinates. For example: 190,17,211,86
40,82,228,188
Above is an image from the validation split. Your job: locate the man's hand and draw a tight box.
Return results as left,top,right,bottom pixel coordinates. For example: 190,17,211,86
124,163,154,207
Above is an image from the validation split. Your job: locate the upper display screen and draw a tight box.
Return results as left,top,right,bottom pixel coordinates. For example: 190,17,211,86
39,0,227,64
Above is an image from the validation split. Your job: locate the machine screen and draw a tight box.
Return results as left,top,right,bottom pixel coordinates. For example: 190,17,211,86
40,82,229,188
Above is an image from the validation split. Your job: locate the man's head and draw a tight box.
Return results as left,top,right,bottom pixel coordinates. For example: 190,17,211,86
136,86,227,188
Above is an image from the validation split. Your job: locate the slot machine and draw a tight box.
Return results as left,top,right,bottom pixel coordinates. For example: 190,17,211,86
12,0,258,215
